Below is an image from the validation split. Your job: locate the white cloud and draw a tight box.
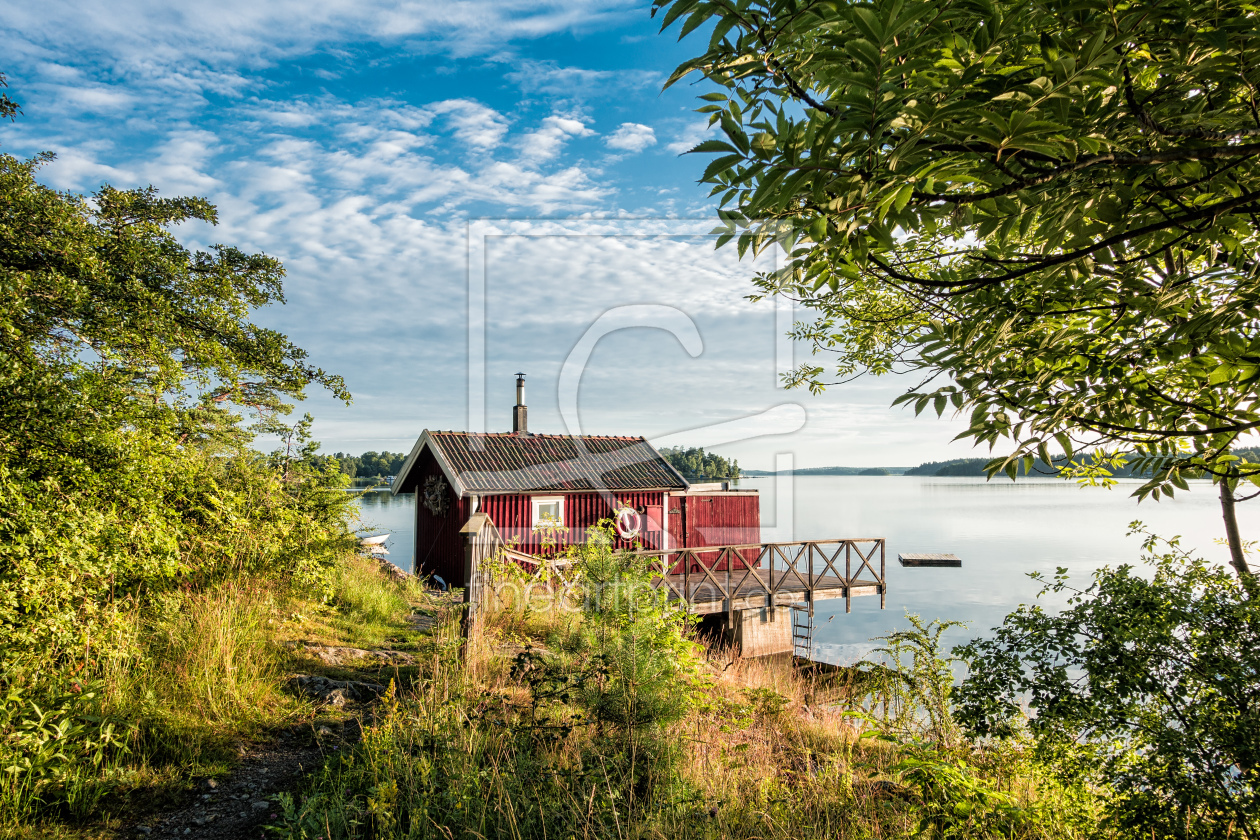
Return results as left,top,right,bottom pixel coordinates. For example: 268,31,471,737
519,115,595,164
665,120,714,155
429,99,509,150
605,122,655,153
505,60,657,96
1,1,643,70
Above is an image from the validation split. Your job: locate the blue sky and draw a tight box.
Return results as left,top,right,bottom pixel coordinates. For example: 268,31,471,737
1,0,975,469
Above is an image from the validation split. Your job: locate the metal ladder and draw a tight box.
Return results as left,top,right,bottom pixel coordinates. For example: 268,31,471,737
791,603,813,659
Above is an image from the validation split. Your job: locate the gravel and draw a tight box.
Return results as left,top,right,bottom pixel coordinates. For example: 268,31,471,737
124,719,361,839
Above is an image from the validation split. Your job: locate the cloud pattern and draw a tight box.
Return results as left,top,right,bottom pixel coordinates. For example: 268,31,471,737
0,0,974,467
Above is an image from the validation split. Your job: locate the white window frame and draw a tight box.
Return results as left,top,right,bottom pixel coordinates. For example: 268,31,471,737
531,495,565,527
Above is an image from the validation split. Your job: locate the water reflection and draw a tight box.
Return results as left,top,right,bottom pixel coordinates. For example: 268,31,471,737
350,490,415,572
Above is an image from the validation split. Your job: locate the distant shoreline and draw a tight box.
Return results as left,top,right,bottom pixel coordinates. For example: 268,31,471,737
742,466,912,476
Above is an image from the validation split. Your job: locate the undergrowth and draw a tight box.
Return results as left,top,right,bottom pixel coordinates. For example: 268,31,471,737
275,526,1104,840
0,552,424,838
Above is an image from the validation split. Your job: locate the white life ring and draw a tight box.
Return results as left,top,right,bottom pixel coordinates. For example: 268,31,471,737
615,507,642,539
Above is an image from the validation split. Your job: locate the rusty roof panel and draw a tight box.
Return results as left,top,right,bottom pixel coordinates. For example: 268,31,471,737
429,432,687,494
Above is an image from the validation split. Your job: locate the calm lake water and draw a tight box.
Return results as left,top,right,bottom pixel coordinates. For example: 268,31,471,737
353,476,1253,665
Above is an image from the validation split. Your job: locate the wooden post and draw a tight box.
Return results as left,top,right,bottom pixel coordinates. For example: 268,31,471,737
807,543,814,618
880,539,886,609
683,547,690,610
459,513,490,646
845,541,852,614
725,547,733,622
765,547,774,618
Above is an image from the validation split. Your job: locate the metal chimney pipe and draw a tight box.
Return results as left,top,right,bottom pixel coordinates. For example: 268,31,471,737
513,373,528,434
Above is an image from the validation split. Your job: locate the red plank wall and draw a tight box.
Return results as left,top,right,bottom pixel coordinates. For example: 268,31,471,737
417,476,761,587
412,449,470,586
671,491,761,571
479,490,666,556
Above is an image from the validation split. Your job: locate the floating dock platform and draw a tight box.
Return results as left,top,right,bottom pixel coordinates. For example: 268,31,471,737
898,552,961,567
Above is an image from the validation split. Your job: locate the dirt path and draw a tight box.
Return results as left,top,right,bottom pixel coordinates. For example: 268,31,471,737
129,720,356,840
123,593,456,840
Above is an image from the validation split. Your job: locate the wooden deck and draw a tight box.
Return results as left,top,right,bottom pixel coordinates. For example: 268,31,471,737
656,567,883,614
460,518,890,628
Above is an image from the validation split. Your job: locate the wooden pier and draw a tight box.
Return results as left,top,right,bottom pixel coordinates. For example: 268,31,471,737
630,540,886,616
460,515,887,656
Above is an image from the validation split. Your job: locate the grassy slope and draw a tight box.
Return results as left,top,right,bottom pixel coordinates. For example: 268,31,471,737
274,597,1104,840
0,555,434,840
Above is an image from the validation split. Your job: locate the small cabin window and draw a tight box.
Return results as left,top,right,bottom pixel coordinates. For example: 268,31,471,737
531,496,565,527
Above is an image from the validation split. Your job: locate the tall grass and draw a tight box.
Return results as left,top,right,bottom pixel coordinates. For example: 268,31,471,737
324,557,418,648
334,557,413,626
119,582,301,766
275,588,1102,840
0,552,429,835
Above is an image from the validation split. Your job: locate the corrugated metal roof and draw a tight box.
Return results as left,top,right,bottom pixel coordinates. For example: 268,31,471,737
426,432,688,494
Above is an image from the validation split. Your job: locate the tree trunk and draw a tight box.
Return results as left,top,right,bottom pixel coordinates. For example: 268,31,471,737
1219,475,1254,583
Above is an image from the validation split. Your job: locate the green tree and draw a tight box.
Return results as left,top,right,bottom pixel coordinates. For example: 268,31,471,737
655,0,1260,578
0,83,351,668
659,446,741,481
955,528,1260,838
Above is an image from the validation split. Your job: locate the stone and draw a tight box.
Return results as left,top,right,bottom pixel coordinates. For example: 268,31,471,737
286,674,387,706
206,778,218,789
252,800,269,810
299,644,416,667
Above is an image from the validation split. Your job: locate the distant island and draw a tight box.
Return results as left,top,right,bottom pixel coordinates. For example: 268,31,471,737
744,450,1260,478
742,465,911,476
659,446,741,482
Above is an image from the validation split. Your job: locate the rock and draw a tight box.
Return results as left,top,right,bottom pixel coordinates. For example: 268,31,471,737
376,557,412,582
286,674,387,706
300,644,416,667
252,800,269,810
206,778,217,789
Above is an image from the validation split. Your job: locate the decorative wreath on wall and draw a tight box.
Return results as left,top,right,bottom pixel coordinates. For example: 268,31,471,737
422,475,449,517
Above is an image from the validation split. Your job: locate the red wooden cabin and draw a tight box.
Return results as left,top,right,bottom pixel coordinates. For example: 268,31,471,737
390,377,760,587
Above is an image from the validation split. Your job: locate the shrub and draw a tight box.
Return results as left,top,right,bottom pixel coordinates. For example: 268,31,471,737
956,525,1260,838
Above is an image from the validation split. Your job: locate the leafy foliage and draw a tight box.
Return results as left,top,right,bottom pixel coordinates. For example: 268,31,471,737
0,96,357,827
0,131,354,662
659,446,742,481
655,0,1260,554
571,525,701,744
955,526,1260,838
325,451,408,480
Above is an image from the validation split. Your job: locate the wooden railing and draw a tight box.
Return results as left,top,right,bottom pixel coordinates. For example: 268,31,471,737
461,512,886,633
629,539,887,618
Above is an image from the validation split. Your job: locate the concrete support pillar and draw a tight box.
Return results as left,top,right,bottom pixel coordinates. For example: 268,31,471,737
699,607,794,657
732,606,794,657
